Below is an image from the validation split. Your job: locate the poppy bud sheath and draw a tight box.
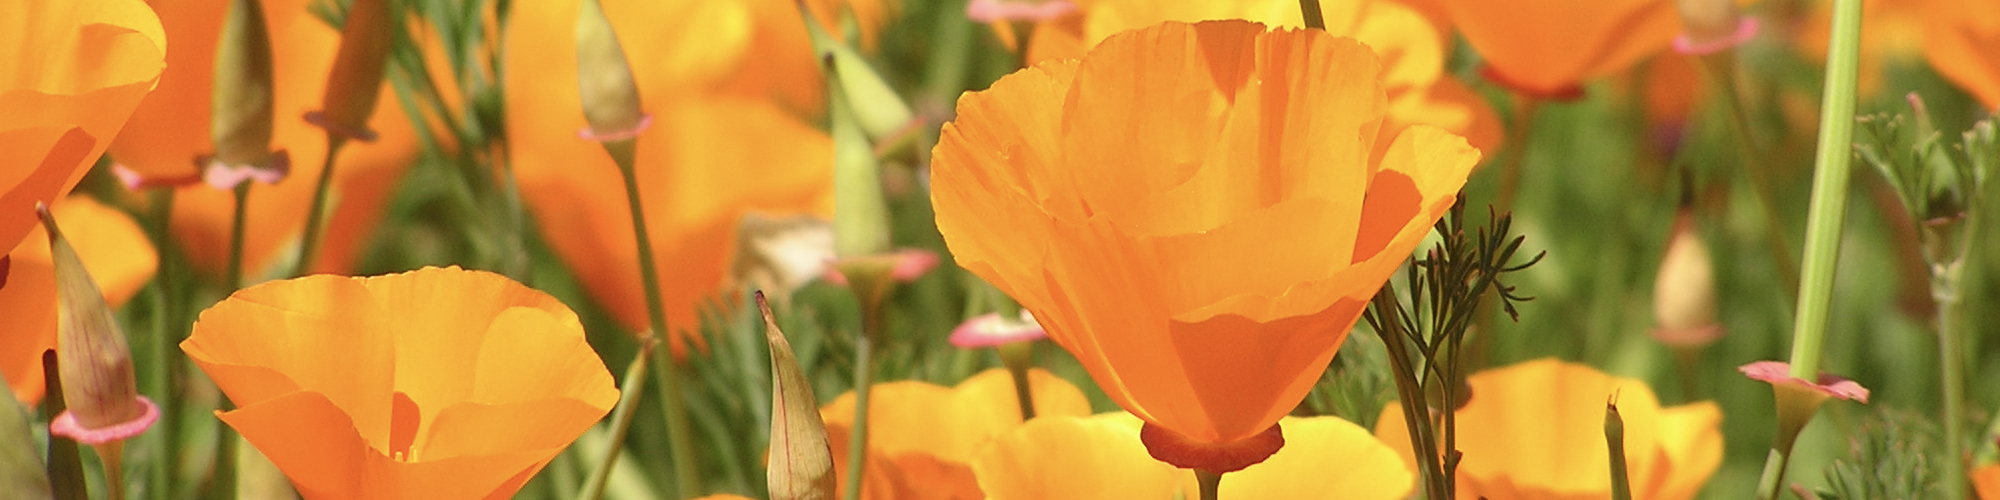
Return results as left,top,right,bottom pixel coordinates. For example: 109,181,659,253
929,20,1479,467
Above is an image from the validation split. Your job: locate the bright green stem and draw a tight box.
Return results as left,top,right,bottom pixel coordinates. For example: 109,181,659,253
1784,0,1861,380
226,182,251,289
600,138,703,499
1758,448,1793,500
843,335,875,500
292,134,347,277
576,343,653,500
1937,275,1968,500
1298,0,1325,30
1196,470,1224,500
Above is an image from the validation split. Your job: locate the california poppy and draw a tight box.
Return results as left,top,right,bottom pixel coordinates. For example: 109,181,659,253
1375,359,1724,500
932,19,1479,469
1921,0,2000,109
1438,0,1679,98
104,0,418,276
505,0,834,354
0,197,156,404
819,368,1092,499
1024,0,1501,157
0,0,165,253
973,413,1413,499
181,267,619,498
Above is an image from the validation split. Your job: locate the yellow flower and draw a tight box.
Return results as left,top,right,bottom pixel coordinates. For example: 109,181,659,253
819,368,1092,499
932,19,1478,469
1375,359,1723,500
181,267,619,499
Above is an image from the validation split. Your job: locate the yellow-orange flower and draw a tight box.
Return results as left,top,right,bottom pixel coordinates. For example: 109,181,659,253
0,0,165,252
0,197,156,404
1921,0,2000,109
1974,463,2000,500
505,0,834,353
819,368,1091,499
104,0,418,276
181,267,619,499
1439,0,1679,98
1375,359,1723,500
932,20,1479,467
973,413,1413,499
1025,0,1500,158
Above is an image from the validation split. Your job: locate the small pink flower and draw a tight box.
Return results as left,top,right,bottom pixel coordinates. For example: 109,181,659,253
949,309,1046,348
1674,17,1760,55
823,248,940,286
1738,361,1869,403
49,396,160,445
966,0,1076,23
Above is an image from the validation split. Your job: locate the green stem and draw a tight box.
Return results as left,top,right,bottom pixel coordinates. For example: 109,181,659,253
1298,0,1325,30
843,335,875,500
576,342,653,500
226,182,251,289
1495,98,1542,212
1783,0,1861,380
292,134,347,277
601,137,702,499
144,190,179,500
998,342,1036,421
1937,274,1967,500
1758,447,1794,500
1195,469,1223,500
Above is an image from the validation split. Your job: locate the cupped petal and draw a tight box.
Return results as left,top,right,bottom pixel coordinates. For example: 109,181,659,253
469,308,618,408
0,0,165,181
972,413,1180,500
1440,0,1678,95
219,391,374,499
1221,416,1414,499
1636,402,1722,500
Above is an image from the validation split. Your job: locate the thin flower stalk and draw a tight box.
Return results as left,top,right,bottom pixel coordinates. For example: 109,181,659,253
605,136,703,498
1756,0,1864,496
578,340,655,500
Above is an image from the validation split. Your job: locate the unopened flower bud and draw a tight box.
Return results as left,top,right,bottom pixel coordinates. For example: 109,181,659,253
209,0,276,167
575,0,647,140
759,292,837,500
1651,211,1721,347
37,203,157,445
306,0,395,142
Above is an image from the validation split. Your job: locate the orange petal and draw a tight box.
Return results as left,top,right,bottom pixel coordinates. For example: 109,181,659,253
1923,0,2000,109
0,0,166,183
0,127,94,258
1440,0,1678,96
820,368,1090,498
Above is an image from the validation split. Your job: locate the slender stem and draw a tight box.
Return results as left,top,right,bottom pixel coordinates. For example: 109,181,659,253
1784,0,1862,380
292,134,347,277
843,335,875,500
97,443,124,500
1936,273,1967,500
144,190,179,500
226,182,251,290
1759,448,1793,500
1004,359,1036,421
576,341,653,500
997,341,1037,420
1371,293,1448,500
1298,0,1325,30
213,426,236,500
1195,469,1224,500
601,137,702,499
1495,98,1542,212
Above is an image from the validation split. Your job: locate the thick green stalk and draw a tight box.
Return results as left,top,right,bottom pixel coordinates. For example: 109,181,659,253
1936,267,1968,500
1783,0,1862,380
1196,470,1224,500
601,138,702,499
576,342,652,500
292,135,347,277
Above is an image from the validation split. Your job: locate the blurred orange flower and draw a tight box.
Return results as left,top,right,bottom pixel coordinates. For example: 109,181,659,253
932,19,1478,468
181,267,619,499
104,0,417,276
506,0,835,354
1376,359,1724,500
1974,463,2000,500
1791,0,1927,100
973,413,1413,499
1439,0,1679,98
0,0,165,253
820,368,1091,499
1922,0,2000,109
0,197,156,404
1025,0,1500,157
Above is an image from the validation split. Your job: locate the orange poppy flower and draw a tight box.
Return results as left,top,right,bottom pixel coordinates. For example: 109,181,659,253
0,0,165,253
103,0,417,276
180,266,619,499
1025,0,1500,158
0,197,156,404
931,19,1479,468
1438,0,1679,98
505,0,834,353
1974,463,2000,500
1375,359,1724,500
1921,0,2000,109
973,413,1413,499
818,368,1092,499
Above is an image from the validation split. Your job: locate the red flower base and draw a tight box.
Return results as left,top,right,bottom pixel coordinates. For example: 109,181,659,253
1139,421,1284,473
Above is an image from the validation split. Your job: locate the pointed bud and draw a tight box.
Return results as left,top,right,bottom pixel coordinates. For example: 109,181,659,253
575,0,648,140
1651,211,1722,348
1605,397,1633,500
760,292,837,500
797,0,913,142
306,0,395,142
37,203,157,445
828,60,892,257
209,0,277,167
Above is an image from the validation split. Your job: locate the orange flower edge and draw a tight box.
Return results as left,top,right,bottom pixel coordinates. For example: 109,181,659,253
1140,421,1283,473
1478,65,1585,101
